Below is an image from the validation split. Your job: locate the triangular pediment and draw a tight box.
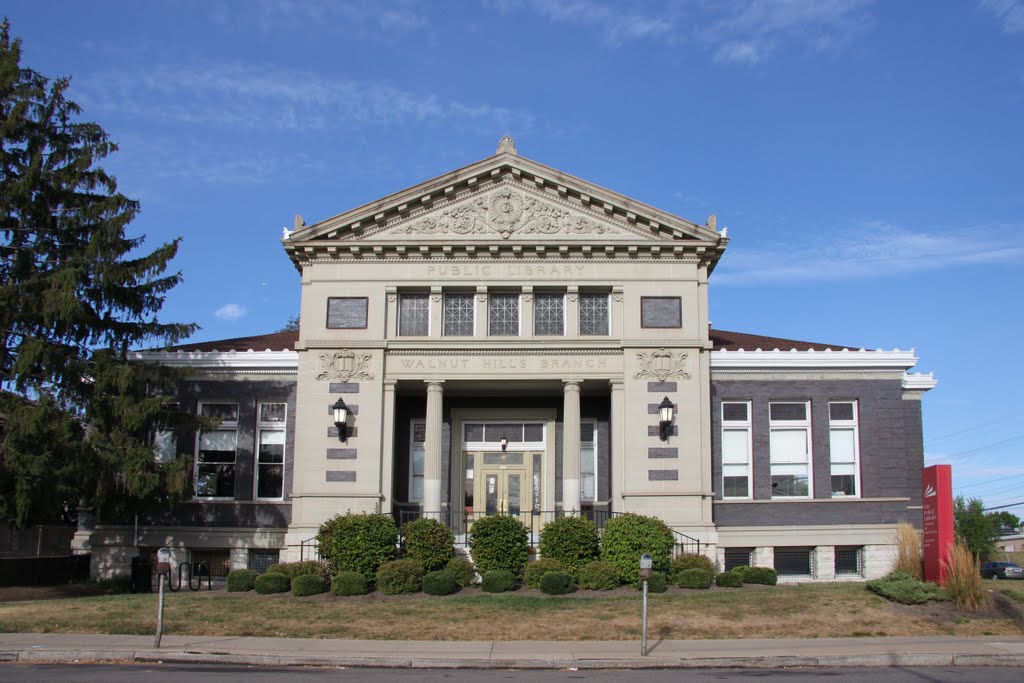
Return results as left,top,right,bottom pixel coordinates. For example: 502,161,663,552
284,141,728,268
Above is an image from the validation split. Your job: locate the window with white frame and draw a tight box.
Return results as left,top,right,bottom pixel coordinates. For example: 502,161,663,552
409,421,425,502
153,430,177,463
580,421,597,502
255,402,286,499
488,292,520,336
579,292,609,335
462,422,545,450
533,291,564,336
721,401,752,498
769,401,812,497
829,401,860,497
195,402,238,498
398,293,429,336
443,292,474,336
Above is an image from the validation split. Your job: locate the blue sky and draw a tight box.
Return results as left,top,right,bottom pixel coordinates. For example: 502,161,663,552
6,1,1023,514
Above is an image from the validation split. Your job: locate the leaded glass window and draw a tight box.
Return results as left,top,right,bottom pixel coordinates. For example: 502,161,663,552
399,293,429,336
443,293,474,336
488,292,519,336
579,292,609,335
533,292,564,336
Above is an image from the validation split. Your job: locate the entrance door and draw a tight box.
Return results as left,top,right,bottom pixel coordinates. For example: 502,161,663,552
480,466,528,517
469,450,538,526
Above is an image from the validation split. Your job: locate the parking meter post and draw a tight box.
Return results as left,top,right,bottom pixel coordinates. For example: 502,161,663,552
154,547,171,648
639,553,653,657
641,578,648,656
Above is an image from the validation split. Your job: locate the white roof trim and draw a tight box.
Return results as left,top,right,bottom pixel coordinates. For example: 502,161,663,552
131,350,298,371
902,372,938,391
711,348,919,370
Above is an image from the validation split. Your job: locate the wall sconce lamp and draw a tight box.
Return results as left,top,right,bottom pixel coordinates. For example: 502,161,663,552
500,436,509,452
658,396,675,441
332,397,350,442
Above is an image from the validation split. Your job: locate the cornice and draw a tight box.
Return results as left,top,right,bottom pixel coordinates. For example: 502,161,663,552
131,350,298,371
711,348,920,370
386,347,622,357
902,372,938,391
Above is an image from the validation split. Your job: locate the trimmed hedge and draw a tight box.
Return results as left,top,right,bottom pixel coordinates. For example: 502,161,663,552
742,567,778,586
292,573,328,597
577,560,620,590
468,515,529,578
525,558,565,589
422,570,458,596
481,569,518,593
538,516,600,577
445,556,477,587
226,569,257,592
376,559,425,595
317,512,397,581
265,561,331,580
867,572,942,605
254,572,291,594
331,571,369,596
670,553,716,584
677,568,712,589
715,571,744,588
600,513,675,585
539,571,577,595
401,518,456,572
647,571,667,593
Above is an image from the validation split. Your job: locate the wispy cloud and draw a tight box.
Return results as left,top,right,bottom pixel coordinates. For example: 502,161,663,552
214,304,247,321
980,0,1024,34
80,62,536,132
212,0,427,34
490,0,672,47
714,221,1024,285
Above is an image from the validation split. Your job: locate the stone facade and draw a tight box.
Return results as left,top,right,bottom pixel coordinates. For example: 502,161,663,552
84,140,935,582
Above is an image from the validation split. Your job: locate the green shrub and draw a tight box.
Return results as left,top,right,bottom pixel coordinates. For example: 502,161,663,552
265,561,331,580
422,570,458,596
867,573,942,605
375,559,425,595
445,556,477,587
730,565,751,580
676,568,712,589
577,560,620,590
670,553,716,584
539,571,577,595
647,571,667,593
331,571,369,596
539,516,600,577
715,571,744,588
317,512,397,581
254,572,291,594
469,515,529,578
742,567,778,586
291,573,328,597
600,513,675,585
401,518,456,572
226,569,257,592
525,558,565,589
481,569,518,593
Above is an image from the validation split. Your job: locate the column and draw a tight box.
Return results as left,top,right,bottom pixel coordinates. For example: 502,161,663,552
379,380,398,514
609,379,625,513
423,380,444,516
562,380,582,515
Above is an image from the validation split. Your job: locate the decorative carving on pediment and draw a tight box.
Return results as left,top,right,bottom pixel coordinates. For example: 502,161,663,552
497,136,517,155
634,349,690,382
405,187,621,240
317,350,374,382
295,214,305,230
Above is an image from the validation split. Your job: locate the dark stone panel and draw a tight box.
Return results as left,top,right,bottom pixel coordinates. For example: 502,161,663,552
326,470,356,482
326,297,368,329
647,401,677,415
640,297,682,328
710,378,922,527
648,448,678,459
649,469,679,481
327,426,358,438
326,403,360,415
647,425,678,437
714,500,918,527
647,382,677,393
133,502,291,528
326,448,357,460
329,383,361,394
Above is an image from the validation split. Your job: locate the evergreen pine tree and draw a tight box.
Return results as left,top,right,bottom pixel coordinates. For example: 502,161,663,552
0,19,201,525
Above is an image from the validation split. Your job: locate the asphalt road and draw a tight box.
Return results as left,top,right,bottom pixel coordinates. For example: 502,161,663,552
2,665,1024,682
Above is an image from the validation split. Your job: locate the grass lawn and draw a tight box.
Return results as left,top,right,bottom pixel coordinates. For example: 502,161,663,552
1,582,1021,640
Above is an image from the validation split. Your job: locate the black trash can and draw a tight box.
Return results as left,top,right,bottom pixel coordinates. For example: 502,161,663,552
130,555,151,593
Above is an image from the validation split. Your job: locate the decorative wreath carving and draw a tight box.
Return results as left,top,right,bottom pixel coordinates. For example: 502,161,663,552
317,350,374,382
634,349,690,382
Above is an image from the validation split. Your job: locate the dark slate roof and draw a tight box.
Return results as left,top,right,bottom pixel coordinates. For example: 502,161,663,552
162,329,849,353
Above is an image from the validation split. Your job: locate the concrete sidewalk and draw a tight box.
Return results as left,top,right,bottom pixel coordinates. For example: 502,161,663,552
2,633,1024,669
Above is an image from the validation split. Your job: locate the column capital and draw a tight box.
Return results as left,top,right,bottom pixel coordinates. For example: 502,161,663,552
562,379,582,392
425,380,445,391
608,379,625,391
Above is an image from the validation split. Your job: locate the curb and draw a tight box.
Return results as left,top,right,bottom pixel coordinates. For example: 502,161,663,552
5,649,1024,669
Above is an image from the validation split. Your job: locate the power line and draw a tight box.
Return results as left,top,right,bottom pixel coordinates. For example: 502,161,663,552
926,409,1024,444
955,473,1024,491
985,501,1024,511
925,433,1024,463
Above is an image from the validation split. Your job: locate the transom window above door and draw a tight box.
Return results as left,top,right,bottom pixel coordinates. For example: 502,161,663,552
463,422,545,449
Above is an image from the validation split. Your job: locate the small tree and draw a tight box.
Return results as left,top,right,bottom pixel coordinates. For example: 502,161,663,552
317,512,397,581
600,513,675,585
468,515,529,577
954,496,998,560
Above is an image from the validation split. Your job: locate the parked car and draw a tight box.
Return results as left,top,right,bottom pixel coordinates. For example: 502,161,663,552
980,561,1024,579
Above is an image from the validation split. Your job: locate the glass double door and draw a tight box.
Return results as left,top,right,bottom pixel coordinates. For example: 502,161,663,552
467,450,540,524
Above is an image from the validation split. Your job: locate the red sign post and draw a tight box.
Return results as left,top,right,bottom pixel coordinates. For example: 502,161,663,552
921,464,954,584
